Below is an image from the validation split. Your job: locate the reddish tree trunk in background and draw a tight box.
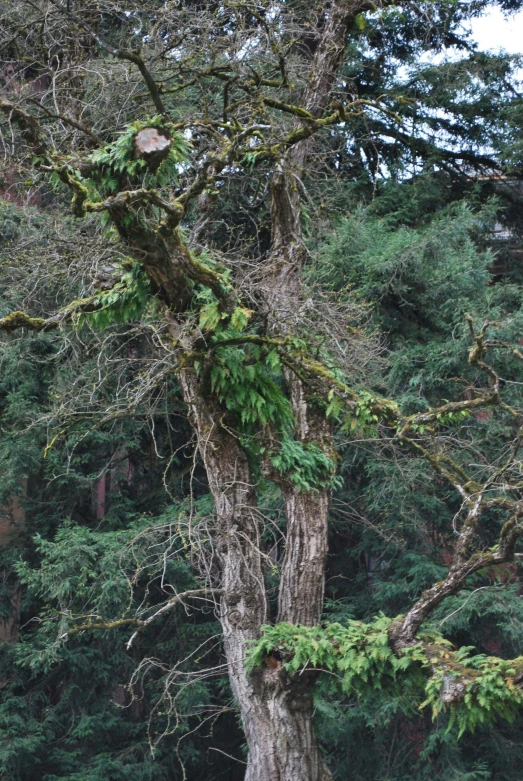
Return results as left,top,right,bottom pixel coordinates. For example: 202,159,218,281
0,481,26,644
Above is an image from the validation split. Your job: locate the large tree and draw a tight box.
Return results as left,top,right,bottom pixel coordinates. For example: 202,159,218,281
2,1,523,779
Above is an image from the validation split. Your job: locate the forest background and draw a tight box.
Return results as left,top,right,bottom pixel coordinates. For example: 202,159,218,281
3,0,523,779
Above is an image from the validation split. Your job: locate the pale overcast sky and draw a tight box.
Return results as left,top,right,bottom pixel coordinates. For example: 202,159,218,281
468,6,523,54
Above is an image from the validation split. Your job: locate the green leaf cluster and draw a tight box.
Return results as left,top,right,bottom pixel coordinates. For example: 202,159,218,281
210,342,291,429
423,650,523,737
269,434,340,491
249,618,523,738
81,260,153,329
248,616,427,696
88,116,190,194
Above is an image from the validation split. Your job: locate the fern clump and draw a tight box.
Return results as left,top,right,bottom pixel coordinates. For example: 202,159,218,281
269,435,340,491
80,259,153,329
248,618,523,736
248,617,427,693
88,116,190,194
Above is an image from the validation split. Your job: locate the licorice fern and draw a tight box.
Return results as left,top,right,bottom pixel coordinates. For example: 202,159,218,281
248,618,523,736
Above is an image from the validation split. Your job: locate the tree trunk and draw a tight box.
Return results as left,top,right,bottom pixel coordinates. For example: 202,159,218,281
0,481,26,644
128,3,357,773
87,2,369,775
278,381,332,627
225,3,364,774
179,367,332,780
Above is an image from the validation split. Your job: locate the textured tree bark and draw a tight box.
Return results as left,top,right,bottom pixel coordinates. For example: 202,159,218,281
262,152,333,781
241,2,367,774
267,0,357,632
179,367,333,781
277,381,332,627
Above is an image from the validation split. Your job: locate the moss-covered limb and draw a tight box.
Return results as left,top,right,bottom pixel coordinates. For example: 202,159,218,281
466,314,501,393
53,165,92,217
235,110,344,166
497,509,523,559
260,95,396,125
201,330,505,429
174,159,225,211
391,506,523,648
0,311,55,332
153,65,236,96
289,351,499,431
396,394,499,439
484,338,523,361
394,318,515,437
45,171,236,310
411,636,523,721
0,294,107,333
60,616,143,638
400,436,477,496
172,231,238,312
44,154,236,308
58,175,181,226
260,346,362,405
198,317,518,448
282,330,505,432
61,588,223,643
74,186,184,223
209,334,286,349
258,96,318,120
